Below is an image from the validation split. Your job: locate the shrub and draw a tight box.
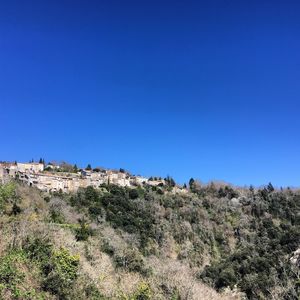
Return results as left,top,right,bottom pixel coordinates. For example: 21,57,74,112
100,240,115,256
129,189,139,200
43,248,80,298
216,267,237,289
0,250,43,299
83,282,106,299
75,218,94,241
0,250,25,286
157,188,164,195
114,249,150,276
23,237,80,299
0,182,16,212
132,282,152,300
49,208,66,224
88,205,102,217
11,202,22,215
23,237,53,267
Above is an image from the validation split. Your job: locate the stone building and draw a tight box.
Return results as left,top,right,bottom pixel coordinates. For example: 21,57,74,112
0,160,173,193
17,162,44,173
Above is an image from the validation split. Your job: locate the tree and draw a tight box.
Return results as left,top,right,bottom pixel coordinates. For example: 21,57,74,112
267,182,275,193
86,164,92,170
75,218,93,241
165,176,176,187
39,158,45,165
11,202,21,215
59,162,74,173
189,178,195,191
249,185,254,193
73,164,78,172
129,189,139,199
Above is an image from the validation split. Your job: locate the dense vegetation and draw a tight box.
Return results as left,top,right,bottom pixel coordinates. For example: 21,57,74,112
0,180,299,299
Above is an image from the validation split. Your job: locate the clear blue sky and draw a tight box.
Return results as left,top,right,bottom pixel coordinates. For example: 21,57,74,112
1,0,300,186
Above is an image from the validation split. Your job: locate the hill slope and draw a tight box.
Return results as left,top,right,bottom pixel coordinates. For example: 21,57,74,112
0,181,299,299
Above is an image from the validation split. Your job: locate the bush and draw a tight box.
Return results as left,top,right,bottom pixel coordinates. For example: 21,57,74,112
83,282,106,299
88,205,102,217
129,189,139,199
0,182,16,212
49,208,66,224
75,218,94,241
23,237,53,266
114,249,150,276
23,237,80,299
100,240,115,256
132,282,152,300
43,248,80,298
11,202,22,215
0,250,25,286
216,267,237,289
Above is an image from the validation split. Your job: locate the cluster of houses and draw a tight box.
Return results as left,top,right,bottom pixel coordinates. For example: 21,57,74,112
0,161,166,193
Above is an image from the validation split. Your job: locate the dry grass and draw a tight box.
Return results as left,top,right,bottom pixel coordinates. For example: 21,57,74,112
147,256,241,300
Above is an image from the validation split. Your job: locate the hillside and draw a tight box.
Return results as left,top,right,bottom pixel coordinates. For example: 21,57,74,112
0,180,299,299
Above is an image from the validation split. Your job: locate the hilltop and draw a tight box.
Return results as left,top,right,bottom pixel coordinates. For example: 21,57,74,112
0,161,181,193
0,174,299,299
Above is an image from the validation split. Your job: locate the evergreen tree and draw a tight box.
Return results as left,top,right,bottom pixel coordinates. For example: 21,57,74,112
267,182,275,192
165,176,176,187
249,185,254,193
189,178,195,190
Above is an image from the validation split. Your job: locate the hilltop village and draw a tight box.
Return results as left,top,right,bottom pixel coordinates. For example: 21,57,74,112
0,161,170,193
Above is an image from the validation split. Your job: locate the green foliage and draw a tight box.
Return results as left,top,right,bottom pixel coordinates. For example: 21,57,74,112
100,239,115,256
188,178,195,190
114,249,151,276
218,185,238,199
88,204,102,217
201,218,300,298
23,237,80,299
75,218,94,241
83,283,107,299
11,203,22,215
42,247,80,299
0,250,25,288
0,250,50,299
0,182,16,212
71,185,155,247
165,176,176,188
23,237,53,267
69,182,300,298
131,282,152,300
48,208,66,224
44,196,50,203
2,180,300,299
129,189,139,200
73,164,78,172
